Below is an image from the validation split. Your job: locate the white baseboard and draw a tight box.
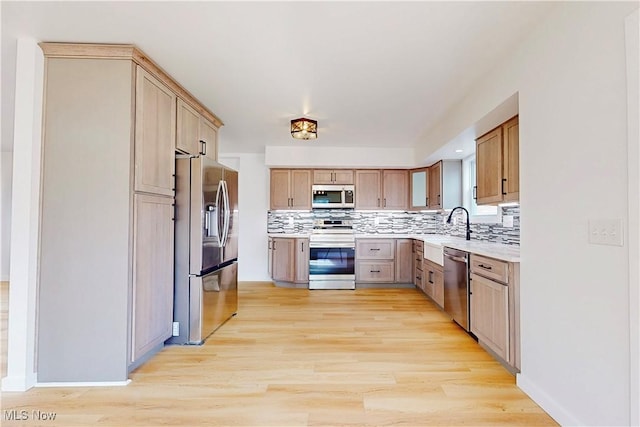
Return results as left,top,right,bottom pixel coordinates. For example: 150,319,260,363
2,372,37,391
35,379,131,388
517,373,582,426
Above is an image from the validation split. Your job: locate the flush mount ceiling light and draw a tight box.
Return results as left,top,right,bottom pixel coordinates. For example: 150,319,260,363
290,117,318,140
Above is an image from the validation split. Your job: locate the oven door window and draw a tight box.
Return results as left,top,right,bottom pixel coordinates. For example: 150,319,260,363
309,247,355,275
312,190,343,206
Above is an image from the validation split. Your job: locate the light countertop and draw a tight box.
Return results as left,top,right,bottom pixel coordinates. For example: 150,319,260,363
267,233,520,262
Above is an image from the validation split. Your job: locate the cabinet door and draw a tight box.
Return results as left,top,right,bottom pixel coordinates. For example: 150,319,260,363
132,194,174,362
333,170,354,185
502,116,519,202
295,238,309,283
267,237,273,277
199,117,218,161
428,162,442,209
272,238,295,282
432,265,444,308
382,170,408,210
470,273,509,362
290,170,311,209
313,170,334,184
395,239,413,283
355,170,382,209
410,169,428,210
476,127,504,205
176,98,200,155
270,169,292,210
135,66,176,196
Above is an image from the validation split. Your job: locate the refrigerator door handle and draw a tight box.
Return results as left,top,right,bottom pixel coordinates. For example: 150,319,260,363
221,180,231,246
215,180,225,247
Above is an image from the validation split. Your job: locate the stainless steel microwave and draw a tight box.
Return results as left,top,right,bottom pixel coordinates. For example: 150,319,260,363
311,185,355,209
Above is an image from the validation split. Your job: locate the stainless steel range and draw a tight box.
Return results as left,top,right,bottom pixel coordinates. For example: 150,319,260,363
309,219,356,290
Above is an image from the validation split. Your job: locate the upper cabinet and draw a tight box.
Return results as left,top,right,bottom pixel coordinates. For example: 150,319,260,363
409,168,429,210
270,169,312,210
476,115,519,205
313,169,354,185
428,160,462,210
134,67,176,196
177,97,219,160
409,161,461,211
355,170,408,210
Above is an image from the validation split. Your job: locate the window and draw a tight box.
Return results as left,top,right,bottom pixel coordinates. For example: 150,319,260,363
462,154,500,223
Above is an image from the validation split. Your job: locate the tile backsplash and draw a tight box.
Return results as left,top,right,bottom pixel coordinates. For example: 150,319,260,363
267,206,520,245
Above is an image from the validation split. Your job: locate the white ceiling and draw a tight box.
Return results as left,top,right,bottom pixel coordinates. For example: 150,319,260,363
1,1,555,158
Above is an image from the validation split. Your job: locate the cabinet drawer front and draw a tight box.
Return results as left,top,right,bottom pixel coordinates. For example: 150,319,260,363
414,240,424,252
471,254,509,284
356,240,395,259
356,261,395,282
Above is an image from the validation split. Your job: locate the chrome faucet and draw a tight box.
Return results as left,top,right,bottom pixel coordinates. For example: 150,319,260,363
446,206,472,241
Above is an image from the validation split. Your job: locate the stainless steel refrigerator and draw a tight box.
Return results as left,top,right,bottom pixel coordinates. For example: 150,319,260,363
169,155,238,345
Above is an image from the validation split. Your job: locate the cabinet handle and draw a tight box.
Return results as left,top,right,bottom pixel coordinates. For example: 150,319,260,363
478,264,493,270
199,140,207,156
426,196,429,206
370,270,381,273
473,186,477,200
428,271,434,284
268,241,272,250
384,198,387,207
437,195,441,205
502,178,507,195
273,241,276,250
416,275,422,281
331,172,335,182
301,242,304,252
377,198,380,207
370,248,381,251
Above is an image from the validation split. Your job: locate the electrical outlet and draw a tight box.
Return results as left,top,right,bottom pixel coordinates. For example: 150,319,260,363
172,322,180,336
588,219,624,246
502,215,514,228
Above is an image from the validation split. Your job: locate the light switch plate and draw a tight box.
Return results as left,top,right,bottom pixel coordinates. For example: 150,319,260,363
588,219,624,246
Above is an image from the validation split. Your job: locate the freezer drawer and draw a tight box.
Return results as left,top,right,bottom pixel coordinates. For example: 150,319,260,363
189,262,238,344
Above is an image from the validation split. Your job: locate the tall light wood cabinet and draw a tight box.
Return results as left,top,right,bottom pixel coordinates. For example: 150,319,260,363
427,160,462,210
476,116,519,205
355,170,382,209
36,43,223,382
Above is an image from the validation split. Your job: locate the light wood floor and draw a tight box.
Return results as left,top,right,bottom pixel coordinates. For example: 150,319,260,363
1,282,557,426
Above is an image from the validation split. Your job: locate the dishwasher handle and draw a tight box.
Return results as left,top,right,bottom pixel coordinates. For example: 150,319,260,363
444,252,468,264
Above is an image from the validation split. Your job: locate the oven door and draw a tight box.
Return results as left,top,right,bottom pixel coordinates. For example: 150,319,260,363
309,244,355,280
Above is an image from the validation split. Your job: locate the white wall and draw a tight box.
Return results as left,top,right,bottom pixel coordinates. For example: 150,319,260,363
265,146,417,168
219,153,271,281
1,152,12,281
419,2,639,425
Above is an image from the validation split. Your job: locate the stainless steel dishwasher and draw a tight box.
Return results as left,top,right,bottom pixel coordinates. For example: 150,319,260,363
443,247,470,331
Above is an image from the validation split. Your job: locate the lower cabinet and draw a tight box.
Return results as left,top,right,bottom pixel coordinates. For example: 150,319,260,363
469,253,520,371
294,238,309,283
354,238,414,284
395,239,414,284
413,240,424,291
131,194,175,363
423,259,444,308
269,237,309,284
271,237,295,282
470,273,509,362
